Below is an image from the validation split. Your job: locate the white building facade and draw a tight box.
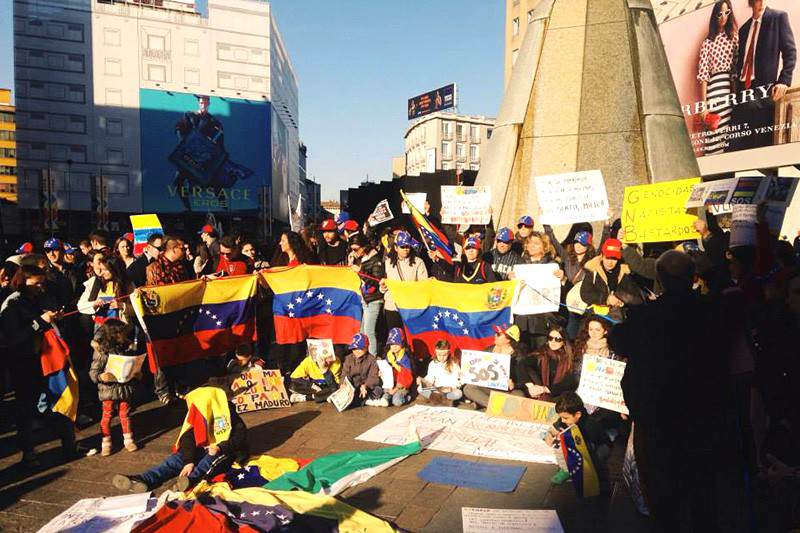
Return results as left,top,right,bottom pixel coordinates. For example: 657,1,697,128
13,0,299,230
404,112,495,177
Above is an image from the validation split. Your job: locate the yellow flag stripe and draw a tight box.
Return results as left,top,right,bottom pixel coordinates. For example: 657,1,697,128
130,213,162,229
385,278,517,313
132,275,258,315
261,265,361,294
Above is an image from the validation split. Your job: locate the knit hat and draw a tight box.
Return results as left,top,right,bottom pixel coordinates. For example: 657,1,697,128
517,215,534,228
320,219,337,231
493,323,521,342
348,332,369,351
43,238,63,251
495,227,514,243
394,231,419,249
464,236,482,250
63,242,76,254
386,327,404,346
574,231,592,247
600,238,622,259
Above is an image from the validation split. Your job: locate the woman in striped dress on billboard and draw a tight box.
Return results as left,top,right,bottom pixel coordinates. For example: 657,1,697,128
697,0,738,155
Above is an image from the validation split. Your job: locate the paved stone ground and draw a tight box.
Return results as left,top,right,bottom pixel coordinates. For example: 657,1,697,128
0,396,768,532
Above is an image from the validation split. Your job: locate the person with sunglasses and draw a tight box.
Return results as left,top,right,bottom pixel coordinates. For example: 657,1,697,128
213,235,253,277
126,233,164,288
513,215,535,255
521,324,577,401
380,230,428,332
146,236,191,287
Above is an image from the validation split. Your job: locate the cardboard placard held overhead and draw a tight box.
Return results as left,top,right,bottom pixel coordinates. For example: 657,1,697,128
367,200,394,226
401,192,427,214
576,355,628,415
231,367,291,413
729,204,758,248
440,185,492,225
533,170,609,225
511,263,561,316
460,350,511,390
622,178,700,244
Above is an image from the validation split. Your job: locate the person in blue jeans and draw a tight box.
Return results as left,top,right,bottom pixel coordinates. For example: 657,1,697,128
112,384,248,493
349,233,385,354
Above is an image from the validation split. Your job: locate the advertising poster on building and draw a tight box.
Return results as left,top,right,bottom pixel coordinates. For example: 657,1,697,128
272,108,290,223
408,83,456,120
440,185,491,225
657,1,800,172
533,170,609,225
139,89,270,213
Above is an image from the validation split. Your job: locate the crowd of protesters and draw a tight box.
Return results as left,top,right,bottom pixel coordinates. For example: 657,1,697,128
1,200,800,530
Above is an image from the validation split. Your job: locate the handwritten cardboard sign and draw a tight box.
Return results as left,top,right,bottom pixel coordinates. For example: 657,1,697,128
511,263,561,316
401,192,427,214
306,338,335,369
576,355,628,415
534,170,609,225
231,367,291,413
462,508,564,533
440,185,491,225
487,391,558,424
104,354,146,383
729,204,758,248
622,178,700,244
460,350,511,391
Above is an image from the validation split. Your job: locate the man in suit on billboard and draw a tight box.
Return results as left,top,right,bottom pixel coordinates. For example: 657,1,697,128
732,0,796,150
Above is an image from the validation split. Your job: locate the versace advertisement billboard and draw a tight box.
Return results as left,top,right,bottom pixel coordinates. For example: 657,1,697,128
658,0,799,173
139,89,270,212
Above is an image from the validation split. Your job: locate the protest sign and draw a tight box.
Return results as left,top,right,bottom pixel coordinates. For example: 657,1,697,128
511,263,561,315
306,338,335,369
533,170,609,225
376,359,395,390
729,204,758,248
622,178,700,244
764,176,799,205
356,405,556,463
401,192,427,214
39,493,156,533
129,214,163,256
462,508,564,533
685,182,709,209
418,457,526,493
576,355,628,415
231,367,291,413
104,354,147,383
367,199,394,226
328,377,355,412
487,391,557,424
460,350,511,390
440,185,492,225
702,177,738,206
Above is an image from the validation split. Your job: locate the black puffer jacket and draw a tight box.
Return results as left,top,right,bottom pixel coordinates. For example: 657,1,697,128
357,251,385,303
89,344,140,402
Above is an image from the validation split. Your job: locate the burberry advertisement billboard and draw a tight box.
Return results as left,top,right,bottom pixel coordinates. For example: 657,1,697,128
407,83,456,120
139,89,270,212
658,0,799,171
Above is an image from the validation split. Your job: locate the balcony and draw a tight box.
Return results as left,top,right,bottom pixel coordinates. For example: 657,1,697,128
442,132,453,141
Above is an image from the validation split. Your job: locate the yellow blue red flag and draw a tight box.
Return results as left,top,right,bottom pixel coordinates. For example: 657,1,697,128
40,326,79,422
559,424,600,497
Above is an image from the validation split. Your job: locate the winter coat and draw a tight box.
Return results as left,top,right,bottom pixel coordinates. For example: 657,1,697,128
454,260,497,284
356,251,385,303
342,353,381,389
485,248,524,281
580,255,644,310
382,256,428,310
522,347,578,398
89,348,139,402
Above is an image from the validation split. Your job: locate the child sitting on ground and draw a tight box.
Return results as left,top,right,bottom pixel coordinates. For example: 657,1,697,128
288,343,341,403
416,339,463,406
546,391,611,491
112,383,248,493
88,318,141,456
225,343,266,376
380,328,414,407
341,332,386,407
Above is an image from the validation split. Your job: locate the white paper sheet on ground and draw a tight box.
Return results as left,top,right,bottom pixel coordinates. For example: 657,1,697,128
462,508,564,533
38,493,157,533
356,405,555,464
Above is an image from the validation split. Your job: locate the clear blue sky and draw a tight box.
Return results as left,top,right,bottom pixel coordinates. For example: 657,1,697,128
0,1,504,200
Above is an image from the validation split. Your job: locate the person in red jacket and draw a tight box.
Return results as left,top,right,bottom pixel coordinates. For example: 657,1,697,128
214,236,253,277
380,327,414,406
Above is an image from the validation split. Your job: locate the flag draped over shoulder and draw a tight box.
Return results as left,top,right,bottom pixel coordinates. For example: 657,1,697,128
559,424,600,498
386,278,517,356
130,275,258,369
40,327,79,422
260,266,362,345
400,189,454,264
174,387,233,452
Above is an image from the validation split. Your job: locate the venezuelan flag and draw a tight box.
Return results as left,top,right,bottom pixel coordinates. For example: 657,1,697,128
130,275,258,369
559,424,600,498
386,278,517,356
129,214,163,256
400,189,454,264
260,265,362,345
40,326,79,422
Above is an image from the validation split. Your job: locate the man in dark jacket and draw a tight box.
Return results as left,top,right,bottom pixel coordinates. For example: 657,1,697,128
580,238,643,320
610,251,731,533
486,227,523,281
126,233,163,287
317,219,347,265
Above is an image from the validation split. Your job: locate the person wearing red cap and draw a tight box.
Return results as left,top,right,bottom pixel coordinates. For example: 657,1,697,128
580,238,643,321
316,219,347,266
454,236,496,284
198,224,220,259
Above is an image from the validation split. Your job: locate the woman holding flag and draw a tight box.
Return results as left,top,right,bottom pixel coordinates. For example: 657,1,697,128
0,265,78,468
380,231,428,332
349,233,385,355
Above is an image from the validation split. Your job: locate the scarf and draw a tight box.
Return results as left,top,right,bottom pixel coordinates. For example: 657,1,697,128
174,386,232,451
537,347,571,388
152,254,188,286
585,338,610,357
387,347,412,373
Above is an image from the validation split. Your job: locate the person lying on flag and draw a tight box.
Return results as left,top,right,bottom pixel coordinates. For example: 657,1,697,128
112,383,248,493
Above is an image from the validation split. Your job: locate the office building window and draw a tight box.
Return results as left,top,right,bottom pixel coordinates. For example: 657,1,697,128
48,84,67,100
147,34,165,51
147,64,166,82
106,148,123,165
442,121,453,139
107,119,123,137
470,124,479,140
184,68,200,85
470,145,479,161
0,148,16,158
185,39,199,56
441,141,452,159
0,112,14,123
104,28,121,46
105,58,122,76
0,166,16,176
487,128,493,139
456,123,465,140
512,17,519,36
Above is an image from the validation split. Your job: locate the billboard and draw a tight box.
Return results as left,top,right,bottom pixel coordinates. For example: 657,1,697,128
408,83,456,120
139,89,270,213
658,1,800,174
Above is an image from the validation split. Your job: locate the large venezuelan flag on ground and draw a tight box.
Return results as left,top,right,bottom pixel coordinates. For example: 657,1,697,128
131,275,258,369
261,265,362,345
386,278,517,356
40,326,79,422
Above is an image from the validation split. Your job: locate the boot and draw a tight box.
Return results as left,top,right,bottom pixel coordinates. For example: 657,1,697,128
101,436,113,457
123,433,138,452
112,474,150,493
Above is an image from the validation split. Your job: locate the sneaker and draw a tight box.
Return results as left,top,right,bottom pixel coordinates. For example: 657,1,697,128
364,399,378,407
289,393,308,403
377,397,389,407
172,475,191,492
551,469,571,485
112,474,150,493
101,438,113,457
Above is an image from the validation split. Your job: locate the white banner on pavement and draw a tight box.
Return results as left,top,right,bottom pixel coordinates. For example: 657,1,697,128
576,355,629,415
367,199,394,226
401,192,427,214
462,508,564,533
511,263,561,316
460,350,511,390
356,405,556,463
440,185,491,225
533,170,609,225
